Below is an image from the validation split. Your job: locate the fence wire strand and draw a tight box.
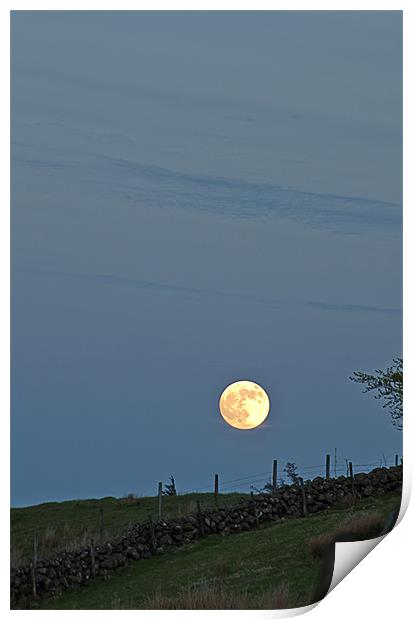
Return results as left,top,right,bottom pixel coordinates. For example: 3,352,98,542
180,454,400,495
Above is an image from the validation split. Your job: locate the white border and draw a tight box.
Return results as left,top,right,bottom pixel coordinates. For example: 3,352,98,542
2,3,410,620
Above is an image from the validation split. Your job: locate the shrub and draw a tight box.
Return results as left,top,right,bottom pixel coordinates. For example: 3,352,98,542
118,494,140,506
309,512,385,560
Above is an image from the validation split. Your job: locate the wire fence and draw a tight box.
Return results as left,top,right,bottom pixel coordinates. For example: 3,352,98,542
179,453,402,495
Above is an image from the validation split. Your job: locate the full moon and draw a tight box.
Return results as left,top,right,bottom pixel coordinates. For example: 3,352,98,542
219,380,270,430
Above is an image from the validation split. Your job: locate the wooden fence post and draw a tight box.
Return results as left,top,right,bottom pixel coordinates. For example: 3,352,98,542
99,509,104,538
250,491,259,526
196,500,205,537
148,514,157,554
33,531,38,566
158,482,163,520
31,532,38,599
30,562,36,599
272,459,278,492
325,454,331,480
349,461,355,498
300,478,307,516
214,474,219,506
90,539,96,578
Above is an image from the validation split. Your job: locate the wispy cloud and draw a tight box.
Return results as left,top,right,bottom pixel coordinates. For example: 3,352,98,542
15,267,401,317
11,137,402,236
305,301,401,316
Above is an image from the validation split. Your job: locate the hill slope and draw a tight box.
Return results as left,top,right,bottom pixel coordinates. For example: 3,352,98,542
35,492,400,610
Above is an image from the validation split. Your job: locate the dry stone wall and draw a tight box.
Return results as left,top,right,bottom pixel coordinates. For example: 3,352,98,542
10,465,402,609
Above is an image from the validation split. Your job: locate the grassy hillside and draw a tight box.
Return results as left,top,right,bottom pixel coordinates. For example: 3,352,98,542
11,492,248,564
31,492,400,610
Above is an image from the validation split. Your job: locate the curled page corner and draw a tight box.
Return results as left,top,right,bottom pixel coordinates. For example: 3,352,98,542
395,474,411,525
327,503,401,596
328,535,385,593
265,602,319,618
304,503,400,605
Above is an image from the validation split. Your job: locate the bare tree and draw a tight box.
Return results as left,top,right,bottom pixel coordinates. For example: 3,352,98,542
163,475,177,496
283,462,300,485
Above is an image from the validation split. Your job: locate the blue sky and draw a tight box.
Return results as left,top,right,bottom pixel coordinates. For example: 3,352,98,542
11,11,402,506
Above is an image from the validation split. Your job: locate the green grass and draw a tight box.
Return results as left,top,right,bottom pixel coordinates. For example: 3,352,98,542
11,492,248,563
33,492,400,610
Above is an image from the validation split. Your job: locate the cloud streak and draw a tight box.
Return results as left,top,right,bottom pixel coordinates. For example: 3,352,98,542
15,267,401,317
11,141,402,236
